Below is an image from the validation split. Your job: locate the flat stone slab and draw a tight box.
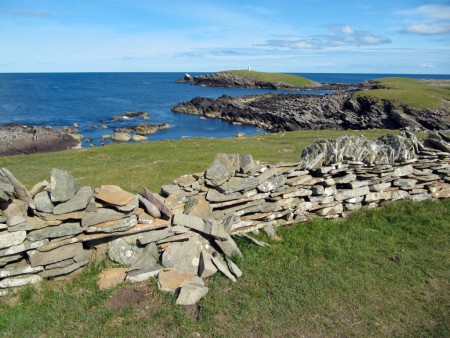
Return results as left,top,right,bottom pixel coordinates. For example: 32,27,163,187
53,186,94,215
158,268,200,293
108,237,143,266
97,268,127,290
85,215,137,233
0,262,44,278
176,282,209,305
126,265,162,283
27,222,83,241
137,194,161,218
82,208,128,227
95,185,134,206
0,274,43,288
0,230,26,249
28,242,84,267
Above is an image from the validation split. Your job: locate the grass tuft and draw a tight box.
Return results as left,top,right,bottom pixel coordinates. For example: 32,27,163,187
220,69,314,87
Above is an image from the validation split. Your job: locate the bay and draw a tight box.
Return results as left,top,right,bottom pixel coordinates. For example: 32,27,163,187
0,72,448,146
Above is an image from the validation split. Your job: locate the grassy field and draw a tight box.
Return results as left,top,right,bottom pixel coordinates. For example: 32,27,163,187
355,77,450,111
0,130,448,337
219,69,313,87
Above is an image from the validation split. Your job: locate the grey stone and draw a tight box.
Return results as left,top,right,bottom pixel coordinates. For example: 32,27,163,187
126,265,162,283
198,251,218,278
137,226,187,245
206,188,242,202
315,203,344,216
218,177,259,194
115,194,139,212
370,182,391,192
0,168,34,208
410,192,432,202
257,175,286,193
81,208,127,227
334,174,357,184
127,242,159,272
0,230,26,249
0,253,22,267
365,191,392,203
393,179,418,188
0,274,43,288
0,181,14,202
185,195,212,218
45,258,75,270
205,153,239,185
0,261,44,278
34,191,55,213
211,256,236,282
27,222,83,241
39,260,88,278
50,168,79,203
28,242,84,267
392,165,414,178
108,237,143,266
0,239,49,256
161,234,209,275
7,216,52,232
239,154,256,174
160,184,181,197
53,186,94,215
176,282,209,305
137,194,161,218
225,257,243,278
85,215,137,233
311,185,325,196
215,233,243,258
335,186,370,201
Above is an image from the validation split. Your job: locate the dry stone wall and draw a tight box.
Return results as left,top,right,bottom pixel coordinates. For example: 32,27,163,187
1,130,449,304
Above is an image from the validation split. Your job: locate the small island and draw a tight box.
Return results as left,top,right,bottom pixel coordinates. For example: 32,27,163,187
178,69,369,91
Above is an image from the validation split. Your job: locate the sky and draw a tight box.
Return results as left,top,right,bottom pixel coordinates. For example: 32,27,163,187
1,0,450,73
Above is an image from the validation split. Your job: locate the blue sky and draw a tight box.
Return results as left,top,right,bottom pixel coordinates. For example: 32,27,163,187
1,0,449,73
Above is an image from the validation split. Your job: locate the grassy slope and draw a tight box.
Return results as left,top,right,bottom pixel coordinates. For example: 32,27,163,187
0,130,448,336
220,69,313,87
355,77,450,111
0,129,395,192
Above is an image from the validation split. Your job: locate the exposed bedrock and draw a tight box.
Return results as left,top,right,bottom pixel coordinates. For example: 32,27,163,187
0,125,81,157
172,92,450,132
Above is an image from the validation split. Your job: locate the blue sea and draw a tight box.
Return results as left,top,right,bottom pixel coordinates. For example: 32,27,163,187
0,72,449,146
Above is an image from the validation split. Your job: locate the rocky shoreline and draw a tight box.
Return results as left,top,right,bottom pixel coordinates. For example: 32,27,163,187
177,72,370,91
172,92,450,132
0,125,82,157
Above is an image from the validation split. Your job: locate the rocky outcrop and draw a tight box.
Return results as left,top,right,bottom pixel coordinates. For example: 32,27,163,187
177,72,368,91
1,130,449,303
172,92,450,131
0,125,82,157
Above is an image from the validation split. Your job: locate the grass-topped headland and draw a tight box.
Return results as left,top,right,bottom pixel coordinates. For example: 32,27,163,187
355,77,450,111
219,69,314,87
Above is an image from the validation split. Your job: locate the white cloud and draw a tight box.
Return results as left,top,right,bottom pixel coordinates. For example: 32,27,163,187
258,25,391,50
420,63,435,68
402,24,450,35
405,4,450,20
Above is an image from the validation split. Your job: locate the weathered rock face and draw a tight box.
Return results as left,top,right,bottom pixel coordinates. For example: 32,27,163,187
0,125,81,157
172,93,449,132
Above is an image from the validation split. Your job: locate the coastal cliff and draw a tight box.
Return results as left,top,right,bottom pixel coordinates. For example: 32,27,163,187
172,92,450,132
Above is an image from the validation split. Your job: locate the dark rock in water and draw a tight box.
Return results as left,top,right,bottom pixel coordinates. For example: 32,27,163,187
172,92,449,132
0,125,81,157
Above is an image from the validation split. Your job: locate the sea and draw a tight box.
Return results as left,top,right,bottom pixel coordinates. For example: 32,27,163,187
0,72,449,146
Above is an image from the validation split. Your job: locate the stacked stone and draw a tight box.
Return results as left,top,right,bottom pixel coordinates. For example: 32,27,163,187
1,129,449,304
0,168,172,296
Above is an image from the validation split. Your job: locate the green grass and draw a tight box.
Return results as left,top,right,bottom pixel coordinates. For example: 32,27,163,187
0,200,448,336
219,69,314,87
0,129,396,193
355,77,450,111
0,129,447,336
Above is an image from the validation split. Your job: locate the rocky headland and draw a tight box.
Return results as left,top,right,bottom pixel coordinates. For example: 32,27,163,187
178,72,370,91
0,125,82,157
172,91,450,132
